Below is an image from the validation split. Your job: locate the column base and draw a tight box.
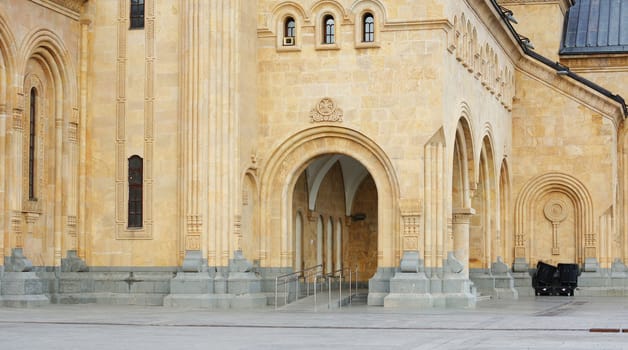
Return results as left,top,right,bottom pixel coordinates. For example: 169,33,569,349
384,272,432,308
4,248,33,272
367,267,395,306
61,251,88,272
181,250,206,272
470,271,518,300
383,272,476,309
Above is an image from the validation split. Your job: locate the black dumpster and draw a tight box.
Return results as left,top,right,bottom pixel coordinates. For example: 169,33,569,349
555,263,579,296
533,261,557,296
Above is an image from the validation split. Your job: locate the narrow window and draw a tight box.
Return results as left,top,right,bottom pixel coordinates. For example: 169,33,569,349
28,88,36,200
284,17,296,45
128,155,143,228
323,15,335,44
363,13,374,42
130,0,145,29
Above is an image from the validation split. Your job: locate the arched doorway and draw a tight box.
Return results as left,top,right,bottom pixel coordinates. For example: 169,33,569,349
259,126,400,298
291,154,378,281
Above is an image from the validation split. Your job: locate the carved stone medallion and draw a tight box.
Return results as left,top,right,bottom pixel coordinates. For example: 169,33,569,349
310,97,343,122
543,198,568,223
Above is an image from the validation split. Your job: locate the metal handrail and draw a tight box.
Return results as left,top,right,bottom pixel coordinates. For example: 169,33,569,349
274,264,322,309
318,266,359,310
274,264,360,311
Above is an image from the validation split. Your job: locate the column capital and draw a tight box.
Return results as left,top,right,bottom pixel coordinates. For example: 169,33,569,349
452,208,475,224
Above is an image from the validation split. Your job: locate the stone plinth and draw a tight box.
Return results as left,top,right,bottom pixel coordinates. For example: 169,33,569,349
512,272,534,296
367,267,395,306
163,272,215,307
384,272,432,308
470,258,518,300
0,272,49,307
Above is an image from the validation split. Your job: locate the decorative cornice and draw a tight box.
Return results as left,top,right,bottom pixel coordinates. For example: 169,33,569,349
498,0,573,14
560,55,628,73
31,0,86,21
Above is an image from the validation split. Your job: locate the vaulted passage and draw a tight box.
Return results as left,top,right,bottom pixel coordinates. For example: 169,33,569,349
292,154,377,282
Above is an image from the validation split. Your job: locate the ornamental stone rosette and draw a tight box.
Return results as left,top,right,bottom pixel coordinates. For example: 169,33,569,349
310,97,343,122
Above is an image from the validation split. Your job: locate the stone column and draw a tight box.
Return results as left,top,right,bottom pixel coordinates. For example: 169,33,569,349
180,0,209,271
452,208,475,277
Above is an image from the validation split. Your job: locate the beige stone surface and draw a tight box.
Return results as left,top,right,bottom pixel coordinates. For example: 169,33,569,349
0,0,625,279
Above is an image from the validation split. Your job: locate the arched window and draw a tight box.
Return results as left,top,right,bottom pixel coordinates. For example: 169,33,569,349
284,17,296,45
28,88,36,200
130,0,145,29
363,13,374,42
323,15,335,44
128,155,143,228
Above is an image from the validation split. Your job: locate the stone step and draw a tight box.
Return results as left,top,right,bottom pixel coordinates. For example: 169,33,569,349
278,288,364,311
476,294,492,302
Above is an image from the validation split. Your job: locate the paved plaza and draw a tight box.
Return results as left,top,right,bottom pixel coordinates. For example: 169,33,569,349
1,297,628,349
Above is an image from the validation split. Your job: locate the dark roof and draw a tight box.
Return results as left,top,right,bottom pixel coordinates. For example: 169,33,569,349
560,0,628,55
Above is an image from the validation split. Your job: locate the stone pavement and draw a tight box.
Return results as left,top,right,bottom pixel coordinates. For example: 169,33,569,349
1,297,628,349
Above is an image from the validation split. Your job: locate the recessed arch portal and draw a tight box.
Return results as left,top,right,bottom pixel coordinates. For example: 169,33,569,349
260,126,400,274
514,172,594,266
290,153,379,278
469,135,497,269
451,115,475,276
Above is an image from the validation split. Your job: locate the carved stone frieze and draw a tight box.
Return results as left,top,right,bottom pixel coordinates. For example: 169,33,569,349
402,215,420,236
450,12,515,110
310,97,343,122
402,214,421,251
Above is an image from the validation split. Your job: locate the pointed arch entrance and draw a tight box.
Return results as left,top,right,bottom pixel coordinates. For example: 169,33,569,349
260,126,400,282
470,136,497,269
291,154,378,279
451,118,475,276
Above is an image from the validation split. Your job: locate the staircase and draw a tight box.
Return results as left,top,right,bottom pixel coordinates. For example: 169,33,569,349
278,288,368,311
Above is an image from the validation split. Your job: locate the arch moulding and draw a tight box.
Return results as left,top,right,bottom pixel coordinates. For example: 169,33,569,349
259,125,400,269
514,172,594,265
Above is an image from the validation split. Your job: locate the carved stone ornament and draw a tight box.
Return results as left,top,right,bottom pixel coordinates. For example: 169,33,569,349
310,97,343,122
543,198,568,255
543,198,568,223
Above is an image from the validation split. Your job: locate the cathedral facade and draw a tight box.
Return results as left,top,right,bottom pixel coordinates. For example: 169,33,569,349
0,0,626,308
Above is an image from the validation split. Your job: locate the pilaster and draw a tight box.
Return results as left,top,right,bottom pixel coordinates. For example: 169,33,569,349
179,0,210,266
424,131,446,272
7,88,24,257
77,16,90,261
207,0,240,267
